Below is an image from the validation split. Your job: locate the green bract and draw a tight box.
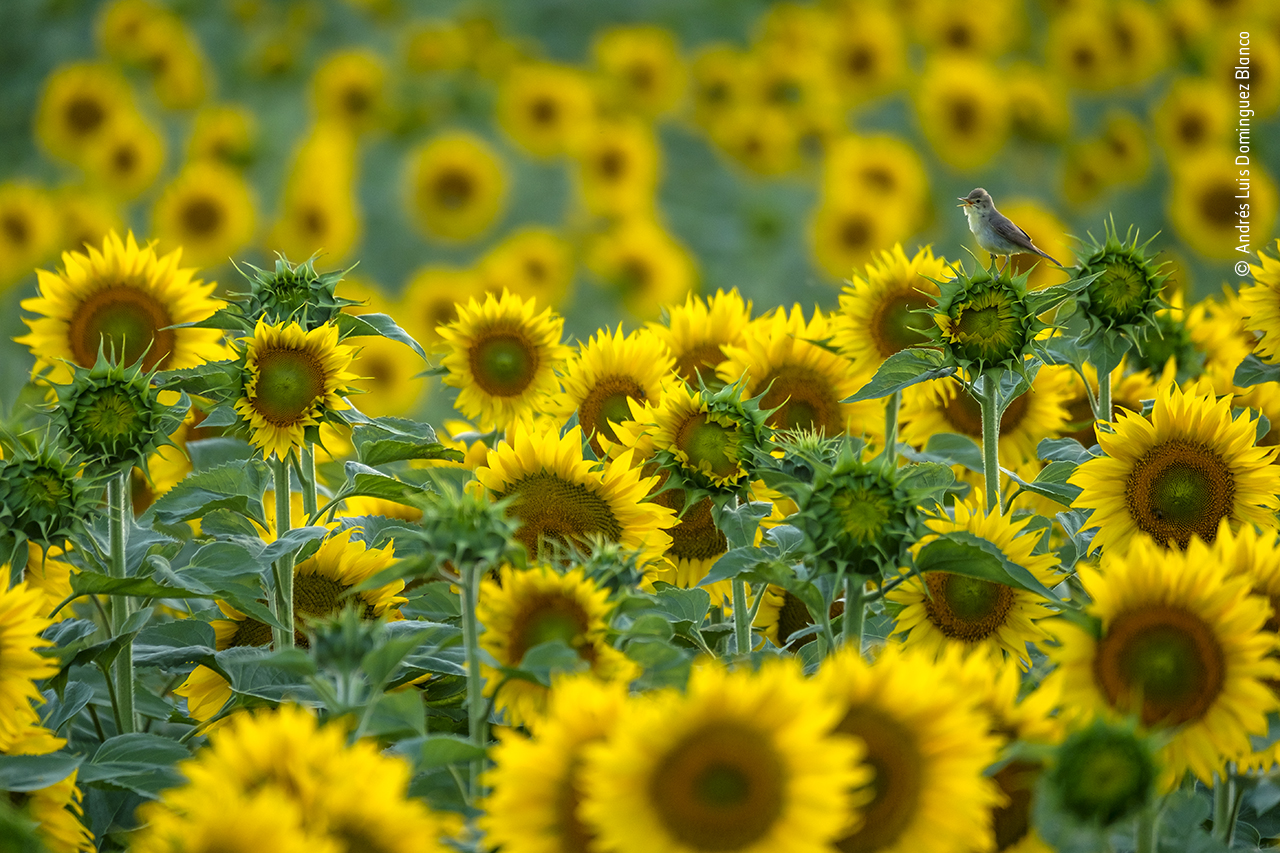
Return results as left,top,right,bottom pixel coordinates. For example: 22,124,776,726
1038,719,1157,829
0,448,91,548
226,255,358,331
1070,218,1170,347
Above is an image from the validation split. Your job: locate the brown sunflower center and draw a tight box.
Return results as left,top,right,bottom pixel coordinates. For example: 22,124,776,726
992,760,1040,851
530,97,559,126
1093,604,1226,726
675,342,727,384
1177,113,1205,146
578,376,643,448
501,471,624,556
469,331,538,397
507,592,592,661
181,196,224,237
843,45,873,75
656,490,727,562
1124,438,1234,548
227,617,275,648
112,142,138,176
555,758,595,853
1199,185,1238,227
597,148,626,181
759,365,841,434
301,205,328,237
523,257,548,282
871,289,934,357
949,97,978,135
1071,45,1098,72
295,573,372,621
774,591,843,648
3,213,30,246
66,95,106,135
627,62,655,93
252,347,327,426
433,169,475,209
650,723,785,851
675,413,740,481
835,706,923,853
342,85,371,117
67,285,176,370
840,215,872,250
924,572,1015,641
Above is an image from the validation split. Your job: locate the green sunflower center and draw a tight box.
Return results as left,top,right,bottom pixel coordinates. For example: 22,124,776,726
470,332,538,398
1094,604,1226,727
675,413,741,481
759,365,841,434
650,724,784,850
253,347,327,426
831,487,893,544
68,285,176,371
508,593,591,662
73,388,144,452
871,289,933,357
945,288,1024,365
924,572,1015,641
24,471,70,514
1089,258,1149,323
501,471,625,558
1125,438,1234,548
835,706,923,853
1053,728,1153,825
578,376,643,449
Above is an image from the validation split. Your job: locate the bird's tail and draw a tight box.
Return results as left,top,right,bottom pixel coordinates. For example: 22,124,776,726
1036,248,1063,267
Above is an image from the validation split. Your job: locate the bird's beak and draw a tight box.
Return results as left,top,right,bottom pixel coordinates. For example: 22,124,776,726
957,198,970,207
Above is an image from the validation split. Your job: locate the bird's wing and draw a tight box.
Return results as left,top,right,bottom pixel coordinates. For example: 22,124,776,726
991,214,1038,252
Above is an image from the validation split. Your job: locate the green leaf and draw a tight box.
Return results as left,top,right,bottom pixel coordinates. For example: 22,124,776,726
1037,438,1098,464
361,626,432,686
1081,328,1132,378
1235,353,1280,388
1024,274,1096,315
914,532,1061,601
419,734,486,770
844,348,954,403
71,572,209,600
1003,461,1082,506
362,690,426,739
510,639,588,685
337,312,429,361
132,621,218,670
357,438,464,467
0,753,82,792
700,547,763,586
714,501,773,550
900,433,983,472
336,461,430,504
155,360,242,397
218,647,319,703
650,585,711,627
40,682,94,735
79,734,189,798
186,437,255,471
150,459,270,527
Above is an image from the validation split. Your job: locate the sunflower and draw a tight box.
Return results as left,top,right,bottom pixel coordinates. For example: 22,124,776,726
913,0,1020,56
1243,240,1280,361
1046,10,1118,90
825,6,906,104
1187,286,1280,428
747,47,842,144
233,319,358,460
56,189,123,258
708,106,801,177
401,264,490,352
832,244,949,378
1095,111,1150,186
83,111,165,199
572,117,660,219
270,123,360,263
478,565,636,728
887,499,1061,667
1109,0,1170,84
1046,531,1280,788
688,44,749,129
900,371,1072,468
480,227,575,309
580,661,868,853
437,289,569,429
482,675,627,853
406,131,508,242
1169,153,1278,260
473,421,674,563
1071,382,1280,554
1006,63,1072,144
1,725,94,853
20,542,77,623
1060,141,1111,208
17,230,225,383
0,182,61,286
348,332,428,418
151,162,256,269
816,644,1004,853
593,25,686,118
587,217,698,320
719,305,880,438
404,20,469,73
496,63,597,159
821,135,929,233
0,582,57,743
553,326,673,455
312,49,387,134
131,788,329,853
188,104,257,167
809,198,913,281
96,0,156,64
1152,77,1234,160
1208,29,1280,117
136,15,208,110
649,289,753,386
647,379,757,490
914,58,1009,171
34,62,134,163
176,531,404,720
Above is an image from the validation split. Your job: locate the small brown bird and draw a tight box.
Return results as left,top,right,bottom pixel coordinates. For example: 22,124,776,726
958,188,1062,271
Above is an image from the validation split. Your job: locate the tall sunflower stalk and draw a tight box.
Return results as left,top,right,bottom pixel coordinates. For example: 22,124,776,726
106,471,137,733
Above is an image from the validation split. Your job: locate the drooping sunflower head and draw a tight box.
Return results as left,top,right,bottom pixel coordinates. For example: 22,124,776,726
232,318,358,460
17,230,226,384
928,262,1039,375
1071,216,1170,344
53,347,188,475
1040,719,1158,829
645,378,770,496
0,450,91,548
833,243,950,377
1071,382,1280,554
648,289,753,387
437,289,570,429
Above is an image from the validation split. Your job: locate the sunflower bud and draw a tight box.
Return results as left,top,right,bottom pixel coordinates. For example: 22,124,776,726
928,263,1040,375
1038,719,1157,828
234,254,356,329
1071,217,1169,345
0,451,92,547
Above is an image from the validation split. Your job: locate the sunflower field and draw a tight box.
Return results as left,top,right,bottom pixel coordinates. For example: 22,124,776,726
3,0,1280,851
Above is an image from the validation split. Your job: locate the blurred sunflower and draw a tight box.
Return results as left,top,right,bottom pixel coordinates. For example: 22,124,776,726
135,14,208,109
152,162,256,269
708,106,801,177
826,6,906,104
34,62,134,163
473,422,674,563
177,531,403,720
1005,63,1072,143
1170,154,1278,260
822,134,930,232
1208,29,1280,116
689,44,749,129
1108,0,1170,85
810,198,913,281
96,0,156,64
913,0,1020,57
480,228,575,309
587,217,697,320
56,189,123,258
1072,383,1280,553
593,25,686,118
1060,141,1111,208
483,675,627,852
1048,531,1280,788
720,305,879,437
572,117,660,219
348,333,427,418
233,319,358,460
832,243,949,378
0,182,61,287
816,644,1003,853
270,123,360,262
406,131,508,242
1242,240,1280,360
438,289,569,429
0,582,57,742
749,47,842,144
1054,361,1162,449
888,499,1060,667
1,724,94,852
915,58,1009,171
404,20,469,73
400,264,490,352
580,661,868,853
1046,10,1118,90
312,49,387,134
1095,111,1150,185
20,542,77,624
187,104,257,167
17,230,224,383
478,565,636,727
134,789,330,853
83,112,165,199
496,63,597,158
649,289,753,386
1151,77,1232,161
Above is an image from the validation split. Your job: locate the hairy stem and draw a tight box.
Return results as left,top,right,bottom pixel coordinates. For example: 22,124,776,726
271,456,295,650
107,471,136,734
842,576,865,654
979,373,1002,511
879,390,901,473
460,560,487,802
732,578,750,655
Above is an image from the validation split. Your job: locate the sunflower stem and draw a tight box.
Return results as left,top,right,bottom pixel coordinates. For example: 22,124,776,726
841,576,865,654
107,471,136,734
270,456,295,651
460,559,487,803
878,390,901,473
1212,770,1238,842
299,445,318,519
1135,804,1158,853
979,372,1002,511
1096,366,1113,428
732,578,751,655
